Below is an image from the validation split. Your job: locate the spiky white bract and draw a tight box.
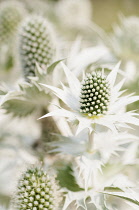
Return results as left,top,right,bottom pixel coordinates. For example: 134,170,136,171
13,166,61,210
62,156,104,210
67,38,111,77
63,156,139,210
0,0,25,44
48,129,137,163
40,62,139,134
19,15,56,78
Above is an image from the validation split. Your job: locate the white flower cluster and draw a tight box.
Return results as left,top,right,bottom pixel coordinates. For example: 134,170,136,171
19,15,56,78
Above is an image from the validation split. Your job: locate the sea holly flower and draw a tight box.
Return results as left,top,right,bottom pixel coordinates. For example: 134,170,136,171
12,166,62,210
40,62,139,133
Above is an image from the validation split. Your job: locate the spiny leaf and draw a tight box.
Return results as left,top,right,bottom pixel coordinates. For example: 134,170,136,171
104,187,123,192
101,188,139,206
57,165,83,192
1,81,50,117
2,97,36,117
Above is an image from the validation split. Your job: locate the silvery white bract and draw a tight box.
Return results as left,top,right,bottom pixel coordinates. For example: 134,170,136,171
67,37,111,77
0,61,63,117
40,62,139,134
63,156,139,210
49,129,138,163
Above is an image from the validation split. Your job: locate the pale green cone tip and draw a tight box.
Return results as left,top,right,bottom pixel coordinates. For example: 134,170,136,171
19,15,56,79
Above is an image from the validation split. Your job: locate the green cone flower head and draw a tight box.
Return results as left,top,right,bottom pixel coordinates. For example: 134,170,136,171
0,0,25,44
14,166,62,210
19,15,56,78
80,71,110,118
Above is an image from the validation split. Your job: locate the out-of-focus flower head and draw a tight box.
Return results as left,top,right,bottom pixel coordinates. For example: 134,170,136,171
110,16,139,62
0,0,26,44
18,15,56,79
56,0,92,28
12,166,62,210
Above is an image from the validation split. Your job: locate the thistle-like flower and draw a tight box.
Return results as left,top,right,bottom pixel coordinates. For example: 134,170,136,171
0,1,25,44
19,15,56,78
13,166,62,210
40,62,139,133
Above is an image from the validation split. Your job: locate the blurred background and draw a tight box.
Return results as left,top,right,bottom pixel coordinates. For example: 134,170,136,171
92,0,139,31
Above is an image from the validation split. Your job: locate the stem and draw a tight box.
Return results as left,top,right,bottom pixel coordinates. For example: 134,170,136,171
88,131,94,153
40,108,60,145
33,108,60,162
87,124,96,153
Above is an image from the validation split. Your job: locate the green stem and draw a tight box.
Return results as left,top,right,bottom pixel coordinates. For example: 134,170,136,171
33,108,60,162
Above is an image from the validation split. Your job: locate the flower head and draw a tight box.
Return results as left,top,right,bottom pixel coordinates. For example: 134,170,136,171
40,62,139,133
19,15,56,78
13,166,62,210
80,72,110,117
0,0,25,44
